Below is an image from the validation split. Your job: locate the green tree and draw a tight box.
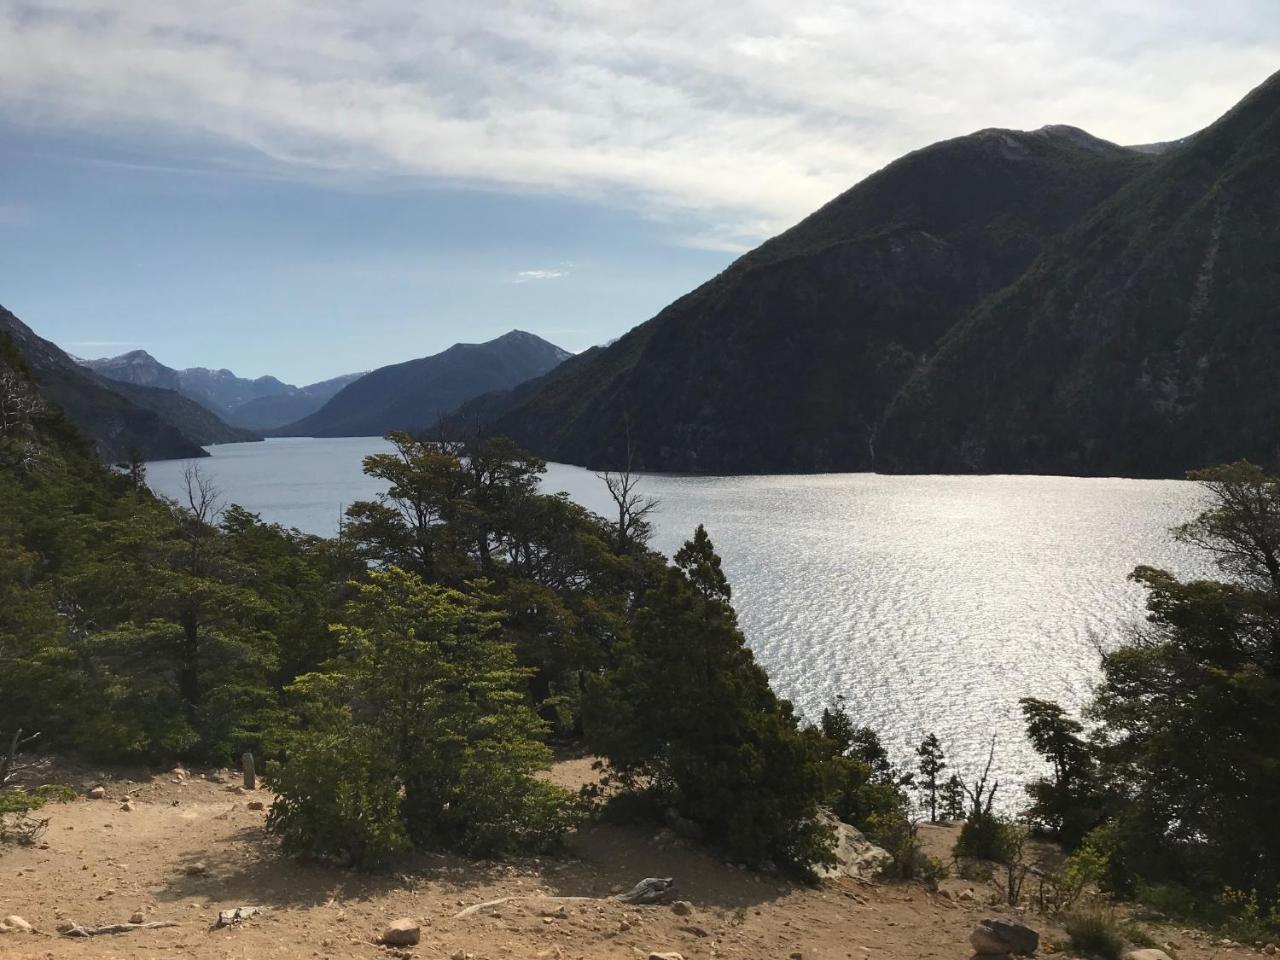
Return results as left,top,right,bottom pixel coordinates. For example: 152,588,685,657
1019,697,1098,845
940,774,966,821
586,526,834,874
269,567,572,867
916,733,947,823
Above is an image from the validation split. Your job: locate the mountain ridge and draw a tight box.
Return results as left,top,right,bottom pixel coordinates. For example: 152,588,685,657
276,330,572,438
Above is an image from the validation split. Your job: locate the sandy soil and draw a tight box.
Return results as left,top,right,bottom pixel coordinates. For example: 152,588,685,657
0,761,1257,960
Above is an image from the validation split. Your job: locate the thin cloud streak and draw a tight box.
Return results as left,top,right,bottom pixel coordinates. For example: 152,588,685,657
1,2,1278,246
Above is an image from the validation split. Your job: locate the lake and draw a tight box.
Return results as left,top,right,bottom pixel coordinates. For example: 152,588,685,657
147,437,1212,799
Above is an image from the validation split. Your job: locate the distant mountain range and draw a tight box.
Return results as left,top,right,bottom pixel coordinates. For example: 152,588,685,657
274,331,572,438
0,306,255,462
454,69,1280,478
2,308,573,463
83,351,364,430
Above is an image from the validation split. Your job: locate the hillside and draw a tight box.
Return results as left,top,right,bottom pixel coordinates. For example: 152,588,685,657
276,330,571,438
464,126,1155,473
1,306,210,462
876,70,1280,476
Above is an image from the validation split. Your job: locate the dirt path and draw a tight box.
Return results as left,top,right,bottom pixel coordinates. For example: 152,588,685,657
0,765,1247,959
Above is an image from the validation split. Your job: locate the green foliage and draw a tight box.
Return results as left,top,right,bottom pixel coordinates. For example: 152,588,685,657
915,733,947,823
1033,839,1110,915
586,528,835,875
0,784,75,847
1019,697,1100,845
954,812,1020,865
269,568,574,866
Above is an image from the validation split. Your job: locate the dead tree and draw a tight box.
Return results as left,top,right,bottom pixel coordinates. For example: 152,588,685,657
599,420,659,555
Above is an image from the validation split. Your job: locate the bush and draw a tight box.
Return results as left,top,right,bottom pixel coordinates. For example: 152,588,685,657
269,568,575,867
0,784,75,847
954,812,1018,863
266,738,408,869
1062,908,1127,960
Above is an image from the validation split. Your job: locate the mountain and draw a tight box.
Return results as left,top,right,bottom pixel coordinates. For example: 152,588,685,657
85,351,366,430
459,126,1156,472
85,351,293,419
876,69,1280,476
276,331,572,438
1,306,211,461
458,70,1280,478
226,371,366,429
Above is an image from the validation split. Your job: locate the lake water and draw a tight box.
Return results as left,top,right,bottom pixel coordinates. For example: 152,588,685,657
148,437,1212,800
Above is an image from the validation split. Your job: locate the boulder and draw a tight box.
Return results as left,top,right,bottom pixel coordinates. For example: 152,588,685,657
382,918,420,946
970,918,1040,956
1126,951,1173,960
815,812,892,881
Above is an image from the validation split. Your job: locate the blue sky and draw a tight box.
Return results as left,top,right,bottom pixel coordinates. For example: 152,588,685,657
2,2,1279,384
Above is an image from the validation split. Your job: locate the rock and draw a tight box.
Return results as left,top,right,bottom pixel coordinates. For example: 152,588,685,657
88,786,106,800
1126,951,1174,960
1264,945,1276,956
120,801,133,812
970,918,1041,956
215,906,263,928
814,811,892,881
616,877,677,904
184,861,208,876
670,901,693,917
381,918,420,946
247,800,265,811
1,916,33,933
129,911,145,924
648,953,684,960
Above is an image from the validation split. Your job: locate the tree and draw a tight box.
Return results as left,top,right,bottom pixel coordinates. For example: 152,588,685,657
1019,697,1098,844
916,733,947,823
599,420,659,556
1177,461,1280,597
940,774,966,821
269,567,572,867
586,526,834,874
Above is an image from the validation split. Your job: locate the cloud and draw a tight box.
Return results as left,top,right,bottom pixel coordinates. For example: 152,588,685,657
1,1,1278,247
513,269,566,283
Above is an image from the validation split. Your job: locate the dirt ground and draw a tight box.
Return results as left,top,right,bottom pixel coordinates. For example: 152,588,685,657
0,760,1260,960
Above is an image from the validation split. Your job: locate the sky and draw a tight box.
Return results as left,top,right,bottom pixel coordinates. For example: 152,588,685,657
1,2,1278,384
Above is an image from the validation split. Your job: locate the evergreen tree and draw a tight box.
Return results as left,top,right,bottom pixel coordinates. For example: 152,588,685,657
940,774,966,821
587,527,834,874
915,733,947,823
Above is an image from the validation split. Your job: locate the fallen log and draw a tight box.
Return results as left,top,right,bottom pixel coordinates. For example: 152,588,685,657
62,920,179,937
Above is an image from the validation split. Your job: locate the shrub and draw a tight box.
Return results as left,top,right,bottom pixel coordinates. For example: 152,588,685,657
954,812,1018,863
0,784,75,847
269,568,574,867
1062,908,1127,960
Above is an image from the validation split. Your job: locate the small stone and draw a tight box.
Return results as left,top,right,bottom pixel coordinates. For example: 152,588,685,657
1,916,32,933
1264,945,1276,956
96,889,115,900
88,786,106,800
648,953,684,960
120,801,133,812
1125,951,1174,960
670,901,693,917
790,952,804,960
247,800,265,811
185,861,209,876
381,918,420,946
129,911,145,925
